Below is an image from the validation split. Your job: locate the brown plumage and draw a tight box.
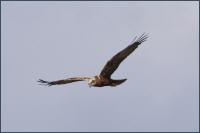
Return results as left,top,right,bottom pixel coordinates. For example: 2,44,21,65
38,33,148,87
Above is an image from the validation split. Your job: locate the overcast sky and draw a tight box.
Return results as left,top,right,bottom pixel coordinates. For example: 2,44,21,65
1,1,199,132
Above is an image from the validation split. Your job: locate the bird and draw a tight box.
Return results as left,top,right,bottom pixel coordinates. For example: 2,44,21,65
38,33,148,87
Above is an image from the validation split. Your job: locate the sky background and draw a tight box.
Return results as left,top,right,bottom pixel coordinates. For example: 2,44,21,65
1,1,199,132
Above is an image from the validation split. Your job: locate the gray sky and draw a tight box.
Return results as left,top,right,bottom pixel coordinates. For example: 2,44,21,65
1,1,199,132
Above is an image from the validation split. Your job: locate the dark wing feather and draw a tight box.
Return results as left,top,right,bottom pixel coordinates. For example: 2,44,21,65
38,77,90,86
100,33,148,78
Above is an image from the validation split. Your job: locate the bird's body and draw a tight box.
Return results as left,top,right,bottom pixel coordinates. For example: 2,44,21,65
87,75,127,87
38,33,148,87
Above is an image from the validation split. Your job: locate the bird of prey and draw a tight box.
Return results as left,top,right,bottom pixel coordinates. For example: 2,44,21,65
38,33,148,87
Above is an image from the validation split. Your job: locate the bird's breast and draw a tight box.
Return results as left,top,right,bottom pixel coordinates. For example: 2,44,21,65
92,76,111,87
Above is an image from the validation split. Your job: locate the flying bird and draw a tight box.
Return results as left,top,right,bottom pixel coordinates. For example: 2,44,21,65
38,33,148,87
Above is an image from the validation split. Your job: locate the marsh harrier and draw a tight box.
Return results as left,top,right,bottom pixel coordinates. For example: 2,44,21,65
38,33,148,87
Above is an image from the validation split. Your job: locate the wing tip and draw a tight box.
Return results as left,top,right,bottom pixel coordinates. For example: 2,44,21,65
135,33,149,44
38,79,53,86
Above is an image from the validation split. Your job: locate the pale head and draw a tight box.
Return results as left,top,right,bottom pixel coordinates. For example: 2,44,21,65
88,77,96,87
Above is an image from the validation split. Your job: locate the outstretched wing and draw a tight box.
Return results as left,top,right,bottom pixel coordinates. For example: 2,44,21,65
38,77,90,86
100,33,148,78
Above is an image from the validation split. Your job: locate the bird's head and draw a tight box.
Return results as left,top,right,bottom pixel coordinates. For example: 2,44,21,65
88,78,96,87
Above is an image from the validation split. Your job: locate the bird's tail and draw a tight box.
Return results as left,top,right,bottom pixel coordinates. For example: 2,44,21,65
111,79,127,86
